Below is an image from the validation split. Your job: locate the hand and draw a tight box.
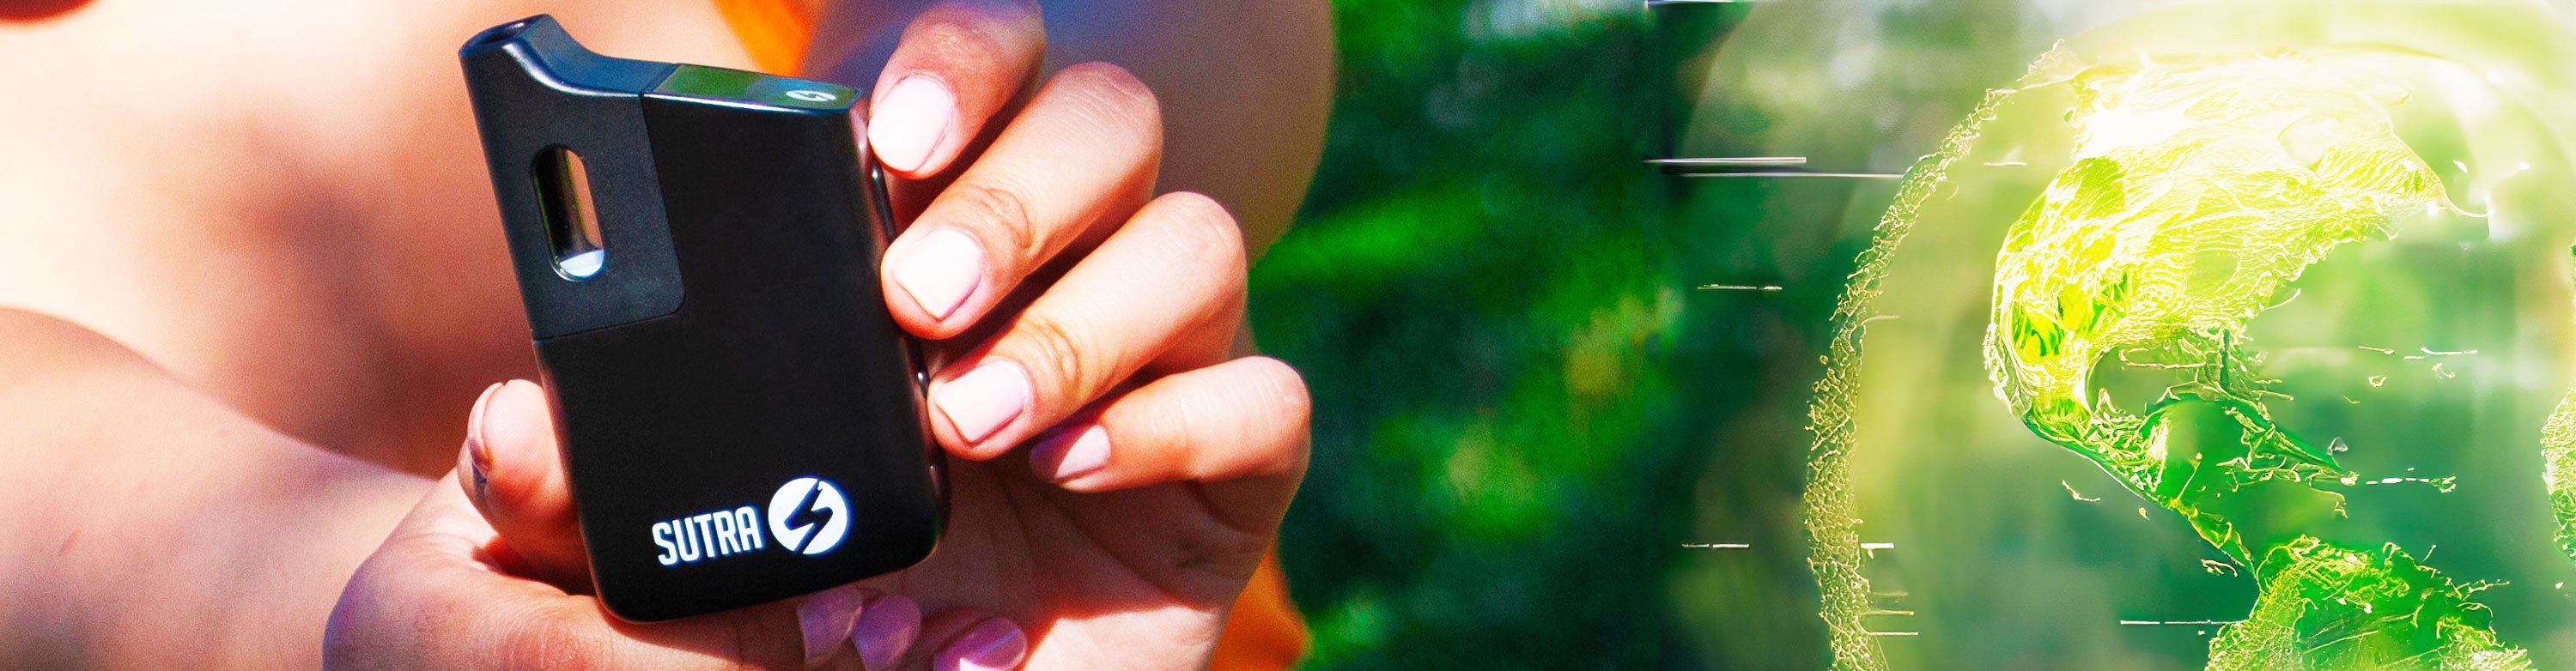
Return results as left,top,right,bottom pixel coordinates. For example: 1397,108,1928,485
325,384,866,669
858,0,1315,659
327,2,1310,668
854,2,1318,666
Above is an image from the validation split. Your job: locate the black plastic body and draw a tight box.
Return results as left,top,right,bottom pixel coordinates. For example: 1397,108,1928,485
460,15,942,622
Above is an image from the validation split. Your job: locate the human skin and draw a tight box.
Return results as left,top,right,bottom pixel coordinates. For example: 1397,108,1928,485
0,0,1329,668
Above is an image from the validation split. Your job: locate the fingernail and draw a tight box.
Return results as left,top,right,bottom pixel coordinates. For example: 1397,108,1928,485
933,360,1030,444
851,594,920,670
1032,426,1110,483
797,586,864,666
894,229,985,320
934,618,1027,671
869,75,955,173
463,382,506,501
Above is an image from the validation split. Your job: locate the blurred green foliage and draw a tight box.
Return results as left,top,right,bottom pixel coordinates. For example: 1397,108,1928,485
1255,0,2053,667
1261,2,2576,668
1251,2,1866,668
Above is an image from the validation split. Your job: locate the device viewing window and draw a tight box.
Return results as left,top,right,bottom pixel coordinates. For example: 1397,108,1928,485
533,146,606,280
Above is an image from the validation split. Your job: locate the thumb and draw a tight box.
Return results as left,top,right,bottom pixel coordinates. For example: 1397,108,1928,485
459,379,590,589
332,471,864,669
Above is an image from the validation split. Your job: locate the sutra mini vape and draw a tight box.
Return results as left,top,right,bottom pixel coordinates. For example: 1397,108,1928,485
459,15,943,622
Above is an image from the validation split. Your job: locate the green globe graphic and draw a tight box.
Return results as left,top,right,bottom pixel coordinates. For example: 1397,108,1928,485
1701,1,2576,668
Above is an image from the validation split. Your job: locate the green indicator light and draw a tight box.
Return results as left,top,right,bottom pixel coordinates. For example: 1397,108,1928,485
653,64,855,111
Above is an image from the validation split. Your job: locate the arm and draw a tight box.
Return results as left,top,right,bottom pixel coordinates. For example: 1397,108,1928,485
0,309,422,668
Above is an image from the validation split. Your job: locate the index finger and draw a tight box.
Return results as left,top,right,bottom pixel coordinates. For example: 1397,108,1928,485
865,0,1047,177
876,62,1164,337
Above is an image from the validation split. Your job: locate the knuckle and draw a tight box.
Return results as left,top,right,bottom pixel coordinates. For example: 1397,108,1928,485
1058,62,1154,106
1246,356,1314,432
1168,388,1206,456
1051,62,1163,142
1010,311,1098,400
1149,192,1249,293
942,178,1041,260
1154,192,1244,260
896,1,1042,86
904,2,1030,63
1163,531,1273,602
904,15,986,58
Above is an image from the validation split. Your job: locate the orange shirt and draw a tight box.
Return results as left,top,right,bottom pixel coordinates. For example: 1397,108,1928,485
708,0,814,76
705,3,1308,668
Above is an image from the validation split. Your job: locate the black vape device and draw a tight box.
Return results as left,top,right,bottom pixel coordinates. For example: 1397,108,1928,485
459,15,942,622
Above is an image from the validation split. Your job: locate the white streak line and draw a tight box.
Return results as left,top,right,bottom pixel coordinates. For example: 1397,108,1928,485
1684,172,1906,179
1648,157,1807,166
